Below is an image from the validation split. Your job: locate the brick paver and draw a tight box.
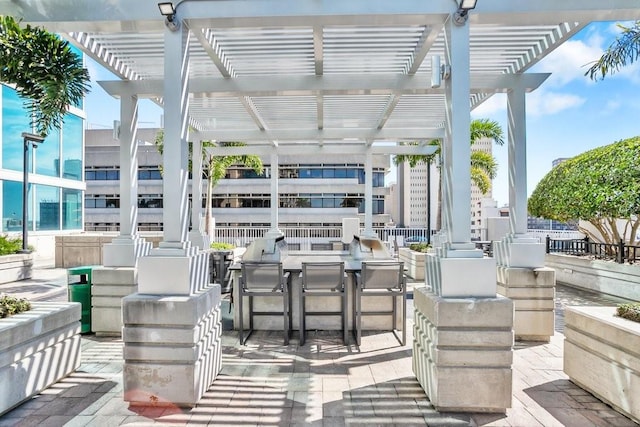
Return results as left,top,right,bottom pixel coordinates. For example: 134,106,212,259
0,275,638,426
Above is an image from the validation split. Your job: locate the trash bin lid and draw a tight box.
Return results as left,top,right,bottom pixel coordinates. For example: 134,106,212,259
67,265,98,275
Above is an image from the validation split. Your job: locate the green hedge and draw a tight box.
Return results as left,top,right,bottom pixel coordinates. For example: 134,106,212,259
0,235,23,256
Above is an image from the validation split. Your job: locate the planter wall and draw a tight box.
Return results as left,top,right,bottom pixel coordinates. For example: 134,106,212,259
55,234,163,268
564,306,640,424
0,253,33,284
545,254,640,301
398,248,426,280
0,302,81,415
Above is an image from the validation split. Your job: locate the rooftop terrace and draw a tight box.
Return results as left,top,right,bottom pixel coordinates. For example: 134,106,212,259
0,268,636,426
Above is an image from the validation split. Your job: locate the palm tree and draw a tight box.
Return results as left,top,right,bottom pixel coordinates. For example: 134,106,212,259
155,131,263,236
394,118,504,238
586,21,640,80
0,16,90,136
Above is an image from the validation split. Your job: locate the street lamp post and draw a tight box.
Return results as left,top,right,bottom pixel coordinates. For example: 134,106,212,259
20,132,45,253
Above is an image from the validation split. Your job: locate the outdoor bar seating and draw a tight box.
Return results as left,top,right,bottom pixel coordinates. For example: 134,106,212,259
238,261,291,345
353,260,407,346
299,261,348,345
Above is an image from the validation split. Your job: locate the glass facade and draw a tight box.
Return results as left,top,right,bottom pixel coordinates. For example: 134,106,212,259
35,184,59,230
62,189,82,230
37,127,61,177
1,84,85,233
2,86,32,172
61,114,83,180
2,180,24,232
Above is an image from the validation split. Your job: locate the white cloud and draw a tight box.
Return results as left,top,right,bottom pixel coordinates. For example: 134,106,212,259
526,90,585,117
533,39,603,87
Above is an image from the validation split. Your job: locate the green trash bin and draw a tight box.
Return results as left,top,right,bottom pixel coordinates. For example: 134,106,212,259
68,266,96,334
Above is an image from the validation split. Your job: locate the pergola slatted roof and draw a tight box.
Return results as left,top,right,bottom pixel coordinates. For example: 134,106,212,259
4,0,639,148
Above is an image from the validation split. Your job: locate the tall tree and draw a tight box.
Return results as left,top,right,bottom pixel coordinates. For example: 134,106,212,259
154,131,263,235
0,16,90,136
586,21,640,80
394,118,504,233
528,136,640,246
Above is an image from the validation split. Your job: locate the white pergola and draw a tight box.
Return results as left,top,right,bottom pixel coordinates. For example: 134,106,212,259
5,0,638,255
5,0,640,410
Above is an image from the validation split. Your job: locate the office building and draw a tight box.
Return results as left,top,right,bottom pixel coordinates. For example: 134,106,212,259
0,83,85,234
84,128,392,231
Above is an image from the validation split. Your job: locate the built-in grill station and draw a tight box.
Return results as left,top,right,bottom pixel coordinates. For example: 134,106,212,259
241,235,289,262
349,235,391,260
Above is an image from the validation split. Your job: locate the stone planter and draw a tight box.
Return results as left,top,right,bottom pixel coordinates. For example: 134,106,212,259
398,247,426,280
0,253,33,284
0,302,82,415
564,306,640,424
545,254,640,301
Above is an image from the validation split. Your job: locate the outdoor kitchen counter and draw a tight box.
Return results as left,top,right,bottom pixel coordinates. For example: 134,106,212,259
228,251,401,337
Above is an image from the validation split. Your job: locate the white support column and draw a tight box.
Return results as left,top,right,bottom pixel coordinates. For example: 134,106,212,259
161,25,191,248
137,24,207,296
362,149,376,237
414,21,510,414
102,94,152,268
266,152,282,237
508,88,528,237
443,19,473,249
495,88,553,343
188,138,210,249
124,23,221,409
494,85,545,269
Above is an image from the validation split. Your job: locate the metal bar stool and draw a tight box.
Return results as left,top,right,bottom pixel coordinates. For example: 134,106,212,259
299,262,348,345
239,261,291,345
353,261,406,346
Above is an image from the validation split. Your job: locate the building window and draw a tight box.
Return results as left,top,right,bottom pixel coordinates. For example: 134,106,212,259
138,168,162,180
85,195,119,208
62,114,83,180
62,189,82,230
138,194,163,208
35,184,60,231
2,180,23,232
2,86,32,173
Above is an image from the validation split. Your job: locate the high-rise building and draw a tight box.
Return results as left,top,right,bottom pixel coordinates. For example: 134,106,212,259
393,137,494,239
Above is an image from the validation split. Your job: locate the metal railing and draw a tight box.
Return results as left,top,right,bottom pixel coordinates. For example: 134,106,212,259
546,236,640,264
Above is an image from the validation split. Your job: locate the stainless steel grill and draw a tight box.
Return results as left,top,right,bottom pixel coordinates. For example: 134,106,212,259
241,235,289,262
349,235,391,260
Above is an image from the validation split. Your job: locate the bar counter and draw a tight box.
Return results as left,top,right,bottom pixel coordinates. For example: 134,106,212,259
229,251,404,336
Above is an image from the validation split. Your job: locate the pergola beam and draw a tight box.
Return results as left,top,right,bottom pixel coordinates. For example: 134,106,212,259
204,144,439,156
99,73,551,98
197,127,444,142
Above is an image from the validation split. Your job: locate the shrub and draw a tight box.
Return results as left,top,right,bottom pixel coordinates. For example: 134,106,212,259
617,303,640,323
210,242,235,250
0,235,23,256
0,294,31,318
409,243,431,253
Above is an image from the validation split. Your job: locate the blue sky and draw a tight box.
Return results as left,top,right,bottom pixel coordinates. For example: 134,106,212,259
472,21,640,206
83,21,640,207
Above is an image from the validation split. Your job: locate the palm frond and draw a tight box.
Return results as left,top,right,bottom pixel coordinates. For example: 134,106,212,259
586,21,640,80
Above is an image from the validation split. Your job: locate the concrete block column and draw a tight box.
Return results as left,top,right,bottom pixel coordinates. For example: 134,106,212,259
412,288,513,413
91,267,138,337
497,266,555,341
122,286,222,407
